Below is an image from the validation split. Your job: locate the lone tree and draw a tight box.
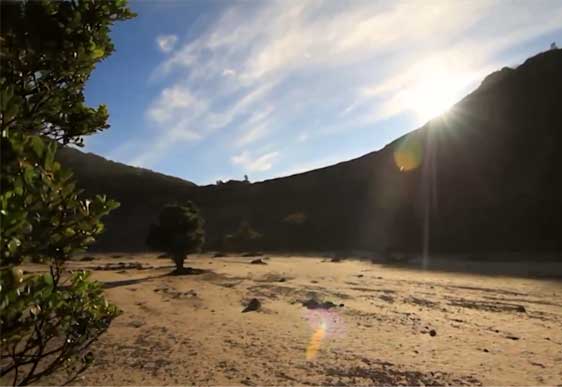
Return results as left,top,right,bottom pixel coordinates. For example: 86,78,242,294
147,202,205,274
1,0,134,385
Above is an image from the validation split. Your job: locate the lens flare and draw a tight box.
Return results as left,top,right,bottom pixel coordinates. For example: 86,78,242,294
306,320,327,361
304,309,345,361
393,136,423,171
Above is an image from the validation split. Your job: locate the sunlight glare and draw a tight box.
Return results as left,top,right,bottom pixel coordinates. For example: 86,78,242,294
403,60,477,123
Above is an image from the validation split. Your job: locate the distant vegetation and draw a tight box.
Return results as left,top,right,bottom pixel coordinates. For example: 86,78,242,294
224,221,263,252
146,202,205,274
283,212,308,225
0,1,134,385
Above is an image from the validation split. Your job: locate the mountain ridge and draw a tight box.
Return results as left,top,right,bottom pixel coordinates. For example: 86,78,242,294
59,48,562,254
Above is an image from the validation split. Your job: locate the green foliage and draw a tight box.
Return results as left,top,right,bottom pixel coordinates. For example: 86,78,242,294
0,0,135,146
0,271,120,385
0,1,133,385
283,212,307,225
224,221,263,252
146,202,205,272
1,132,119,268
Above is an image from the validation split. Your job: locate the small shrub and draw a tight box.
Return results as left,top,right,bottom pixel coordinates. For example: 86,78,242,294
224,221,262,252
146,202,205,273
283,212,307,224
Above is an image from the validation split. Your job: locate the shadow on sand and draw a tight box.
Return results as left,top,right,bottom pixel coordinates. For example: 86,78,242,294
369,254,562,281
101,267,211,289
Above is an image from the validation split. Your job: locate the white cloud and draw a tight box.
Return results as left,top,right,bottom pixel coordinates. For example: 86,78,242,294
222,68,236,77
235,122,268,147
234,106,275,147
148,85,206,124
138,0,562,172
231,150,280,172
156,34,178,53
297,132,309,143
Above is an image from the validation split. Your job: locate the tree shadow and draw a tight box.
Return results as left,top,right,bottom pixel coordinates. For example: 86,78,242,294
168,267,207,276
101,273,167,289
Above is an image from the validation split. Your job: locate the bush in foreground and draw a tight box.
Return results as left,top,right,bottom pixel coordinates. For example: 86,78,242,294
0,1,134,385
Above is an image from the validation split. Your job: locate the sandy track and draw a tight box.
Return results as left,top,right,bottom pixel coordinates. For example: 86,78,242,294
35,254,562,386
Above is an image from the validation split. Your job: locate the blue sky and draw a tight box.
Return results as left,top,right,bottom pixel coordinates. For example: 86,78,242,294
84,0,562,185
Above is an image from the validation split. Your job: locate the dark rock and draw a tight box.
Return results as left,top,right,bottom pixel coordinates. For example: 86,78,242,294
242,298,261,313
302,299,337,310
379,294,394,303
429,329,437,337
250,258,266,265
506,335,520,340
129,320,144,328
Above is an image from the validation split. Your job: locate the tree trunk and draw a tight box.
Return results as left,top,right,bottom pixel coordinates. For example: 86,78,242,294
173,254,185,272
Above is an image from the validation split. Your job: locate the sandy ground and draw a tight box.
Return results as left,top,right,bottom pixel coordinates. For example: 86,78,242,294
29,254,562,386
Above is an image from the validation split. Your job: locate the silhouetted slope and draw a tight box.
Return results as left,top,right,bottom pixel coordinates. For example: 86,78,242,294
60,49,562,253
56,148,197,250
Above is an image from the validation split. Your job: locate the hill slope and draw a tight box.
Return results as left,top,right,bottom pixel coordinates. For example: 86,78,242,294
60,49,562,253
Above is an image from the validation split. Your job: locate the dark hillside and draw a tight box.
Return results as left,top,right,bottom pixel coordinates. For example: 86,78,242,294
56,148,197,250
60,49,562,254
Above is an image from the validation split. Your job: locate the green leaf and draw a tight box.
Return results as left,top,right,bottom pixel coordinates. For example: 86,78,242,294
14,177,23,196
30,136,45,157
92,48,105,59
8,238,21,253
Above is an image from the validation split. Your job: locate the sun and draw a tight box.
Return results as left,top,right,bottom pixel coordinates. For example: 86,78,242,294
402,60,478,123
415,75,459,120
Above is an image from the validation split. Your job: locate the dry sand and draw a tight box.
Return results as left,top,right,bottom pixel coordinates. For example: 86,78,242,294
33,254,562,386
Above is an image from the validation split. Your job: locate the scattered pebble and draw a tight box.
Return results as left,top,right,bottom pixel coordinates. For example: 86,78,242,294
242,298,261,313
129,320,144,328
506,335,520,340
302,298,337,310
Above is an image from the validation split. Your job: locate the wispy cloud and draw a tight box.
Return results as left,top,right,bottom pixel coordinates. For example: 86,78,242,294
231,150,280,172
156,34,178,53
132,0,562,181
234,106,275,147
297,132,309,143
